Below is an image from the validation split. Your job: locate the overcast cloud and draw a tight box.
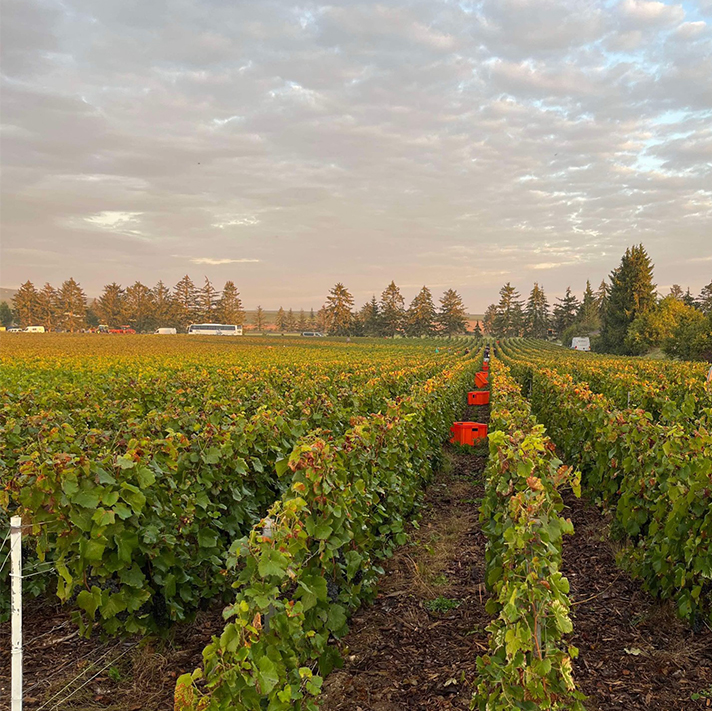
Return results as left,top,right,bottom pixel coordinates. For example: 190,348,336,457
1,0,711,309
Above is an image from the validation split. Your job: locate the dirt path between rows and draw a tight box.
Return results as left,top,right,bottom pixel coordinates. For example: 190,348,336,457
0,598,224,710
562,490,712,711
319,448,490,711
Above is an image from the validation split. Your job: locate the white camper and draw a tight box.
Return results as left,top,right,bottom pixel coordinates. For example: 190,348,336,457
24,326,46,333
155,327,177,335
571,337,590,351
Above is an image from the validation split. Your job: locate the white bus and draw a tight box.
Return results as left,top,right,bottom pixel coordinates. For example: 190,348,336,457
187,323,242,336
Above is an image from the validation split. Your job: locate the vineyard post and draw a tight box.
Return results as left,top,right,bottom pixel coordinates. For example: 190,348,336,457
261,517,276,631
10,515,23,711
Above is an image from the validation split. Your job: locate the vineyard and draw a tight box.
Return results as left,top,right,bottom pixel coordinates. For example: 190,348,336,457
1,334,711,710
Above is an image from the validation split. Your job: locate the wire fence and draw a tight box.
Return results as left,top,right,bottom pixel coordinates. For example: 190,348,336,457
1,519,140,711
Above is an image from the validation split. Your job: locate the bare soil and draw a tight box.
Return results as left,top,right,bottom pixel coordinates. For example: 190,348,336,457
561,489,712,711
0,601,223,710
320,450,490,711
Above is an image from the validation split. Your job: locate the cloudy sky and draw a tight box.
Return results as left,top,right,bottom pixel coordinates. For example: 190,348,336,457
1,0,711,310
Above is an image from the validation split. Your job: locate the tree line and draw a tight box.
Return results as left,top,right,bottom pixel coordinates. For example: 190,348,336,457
483,245,712,361
4,276,244,332
3,276,472,337
317,282,470,337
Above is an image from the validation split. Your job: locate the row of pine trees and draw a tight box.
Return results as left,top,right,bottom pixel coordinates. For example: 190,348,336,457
483,280,606,341
7,277,245,333
483,245,712,357
5,276,471,337
319,282,469,337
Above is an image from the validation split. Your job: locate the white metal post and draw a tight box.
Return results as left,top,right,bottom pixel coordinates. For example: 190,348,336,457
10,516,22,711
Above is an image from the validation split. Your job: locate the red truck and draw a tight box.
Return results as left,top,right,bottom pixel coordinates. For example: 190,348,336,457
109,325,136,334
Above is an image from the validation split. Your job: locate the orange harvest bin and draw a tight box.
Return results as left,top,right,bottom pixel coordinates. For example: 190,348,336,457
449,421,488,446
482,362,489,371
468,390,490,406
475,371,489,388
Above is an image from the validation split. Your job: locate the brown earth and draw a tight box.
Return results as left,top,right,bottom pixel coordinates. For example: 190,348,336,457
319,449,490,711
562,489,712,711
0,600,223,710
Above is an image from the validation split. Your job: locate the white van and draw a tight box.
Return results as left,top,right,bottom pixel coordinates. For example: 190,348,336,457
25,326,46,333
155,327,177,335
571,337,590,351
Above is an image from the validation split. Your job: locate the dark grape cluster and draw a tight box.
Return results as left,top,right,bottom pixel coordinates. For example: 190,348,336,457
326,579,340,603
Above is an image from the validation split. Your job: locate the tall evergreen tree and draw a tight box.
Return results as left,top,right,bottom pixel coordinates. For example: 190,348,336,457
406,286,436,337
682,287,697,309
57,278,87,332
698,281,712,315
316,306,329,332
276,307,287,332
482,304,497,335
253,305,265,331
324,283,354,335
595,279,609,318
552,287,579,337
359,296,381,337
217,281,244,324
437,289,468,336
285,308,296,332
85,303,100,328
308,308,317,329
173,275,198,330
124,281,155,332
297,309,308,332
152,281,176,328
96,282,125,328
578,281,598,324
493,283,524,337
380,281,405,337
668,284,684,300
12,280,41,327
197,277,219,322
37,283,59,330
524,283,549,338
600,244,657,354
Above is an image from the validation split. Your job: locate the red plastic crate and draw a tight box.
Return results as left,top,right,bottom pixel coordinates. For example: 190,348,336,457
475,371,489,388
468,390,490,406
482,362,489,371
449,421,488,446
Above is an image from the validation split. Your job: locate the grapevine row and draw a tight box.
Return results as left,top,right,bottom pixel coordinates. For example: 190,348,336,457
504,339,710,422
174,354,482,710
1,341,474,632
500,346,712,625
474,357,584,710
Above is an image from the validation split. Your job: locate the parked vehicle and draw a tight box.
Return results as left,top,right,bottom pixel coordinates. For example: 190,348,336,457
571,337,591,351
187,323,242,336
24,326,46,333
155,327,177,335
109,326,136,334
301,331,325,337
